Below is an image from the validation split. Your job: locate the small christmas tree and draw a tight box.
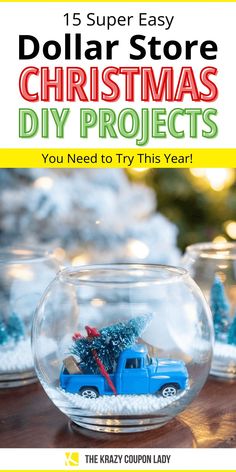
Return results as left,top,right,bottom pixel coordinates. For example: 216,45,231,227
0,320,8,345
71,314,152,375
7,313,25,342
228,313,236,345
210,276,230,340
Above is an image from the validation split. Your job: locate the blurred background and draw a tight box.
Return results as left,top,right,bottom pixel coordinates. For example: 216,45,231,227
129,168,236,249
0,168,235,266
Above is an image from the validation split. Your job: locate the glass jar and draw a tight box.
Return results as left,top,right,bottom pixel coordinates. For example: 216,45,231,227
0,247,58,387
32,264,213,433
182,242,236,379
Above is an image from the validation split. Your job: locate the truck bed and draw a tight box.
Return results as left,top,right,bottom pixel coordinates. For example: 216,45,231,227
60,370,116,395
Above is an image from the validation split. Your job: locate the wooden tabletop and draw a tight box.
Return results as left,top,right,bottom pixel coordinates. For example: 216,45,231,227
0,377,236,448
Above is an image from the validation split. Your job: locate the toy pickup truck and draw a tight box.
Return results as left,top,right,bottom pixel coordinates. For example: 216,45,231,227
60,344,188,399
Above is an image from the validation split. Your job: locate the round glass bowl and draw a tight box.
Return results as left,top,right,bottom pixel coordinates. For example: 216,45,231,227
182,242,236,379
0,248,58,387
33,264,213,433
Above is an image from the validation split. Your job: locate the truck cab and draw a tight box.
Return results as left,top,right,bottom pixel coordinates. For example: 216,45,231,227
60,344,188,398
114,345,188,396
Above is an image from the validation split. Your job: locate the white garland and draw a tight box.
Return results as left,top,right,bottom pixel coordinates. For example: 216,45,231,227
0,169,179,264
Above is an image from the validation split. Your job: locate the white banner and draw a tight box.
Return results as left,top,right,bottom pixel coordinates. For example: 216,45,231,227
0,2,235,148
1,448,236,470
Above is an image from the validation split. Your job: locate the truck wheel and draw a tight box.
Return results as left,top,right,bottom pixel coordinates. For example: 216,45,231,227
79,387,99,399
160,384,178,398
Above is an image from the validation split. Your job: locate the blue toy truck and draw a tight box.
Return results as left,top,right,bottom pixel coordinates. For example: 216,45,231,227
60,344,188,398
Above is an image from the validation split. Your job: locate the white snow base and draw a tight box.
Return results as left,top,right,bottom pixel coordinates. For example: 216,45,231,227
59,388,186,415
0,337,57,373
214,341,236,360
0,338,33,373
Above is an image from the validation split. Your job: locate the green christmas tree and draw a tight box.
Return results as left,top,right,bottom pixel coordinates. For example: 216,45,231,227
228,313,236,345
7,312,25,342
210,277,230,340
0,320,8,345
71,314,152,374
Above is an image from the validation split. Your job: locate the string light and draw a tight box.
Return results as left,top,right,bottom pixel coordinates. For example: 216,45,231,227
212,235,227,244
33,176,54,190
225,221,236,239
190,169,234,191
12,249,32,257
127,168,150,178
205,169,234,191
126,239,150,259
8,266,34,281
53,247,66,261
91,298,106,307
189,169,205,178
72,254,90,266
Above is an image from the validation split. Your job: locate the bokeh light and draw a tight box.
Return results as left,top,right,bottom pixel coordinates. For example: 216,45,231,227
225,221,236,240
34,176,54,190
126,239,150,259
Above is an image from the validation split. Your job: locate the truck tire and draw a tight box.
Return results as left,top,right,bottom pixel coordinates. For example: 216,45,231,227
79,387,99,399
160,384,178,398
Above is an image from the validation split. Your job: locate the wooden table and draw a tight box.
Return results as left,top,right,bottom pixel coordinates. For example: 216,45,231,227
0,378,236,448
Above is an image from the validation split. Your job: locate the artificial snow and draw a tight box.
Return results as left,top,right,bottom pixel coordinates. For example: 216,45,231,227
0,338,33,373
0,337,56,373
214,341,236,360
59,388,186,415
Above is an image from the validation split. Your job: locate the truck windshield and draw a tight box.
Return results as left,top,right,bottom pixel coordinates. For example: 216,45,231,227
146,355,157,366
146,355,152,365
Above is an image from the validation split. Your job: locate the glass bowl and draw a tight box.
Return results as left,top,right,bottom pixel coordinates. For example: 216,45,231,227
182,242,236,379
32,264,213,433
0,247,58,387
